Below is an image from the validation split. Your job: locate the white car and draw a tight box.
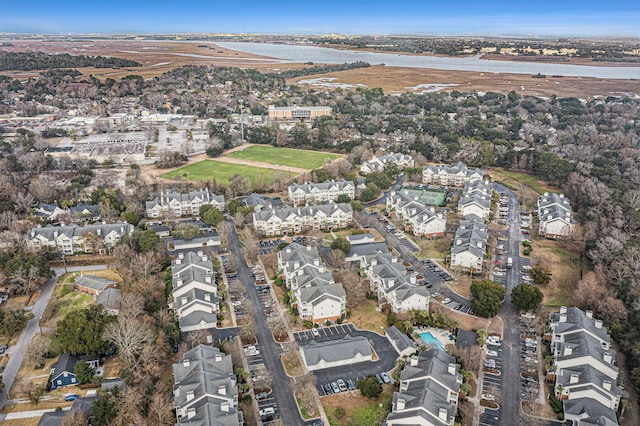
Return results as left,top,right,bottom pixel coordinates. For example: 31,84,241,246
482,393,495,401
259,407,275,416
311,328,320,338
442,298,451,304
521,265,532,270
232,300,242,307
486,350,498,357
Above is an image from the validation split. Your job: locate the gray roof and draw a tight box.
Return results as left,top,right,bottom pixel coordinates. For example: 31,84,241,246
388,350,462,426
346,233,375,244
253,202,352,222
346,242,389,259
386,325,417,354
298,282,346,305
179,311,218,328
69,203,100,218
556,365,622,398
579,416,619,426
172,252,215,276
28,222,134,241
555,332,617,376
423,161,483,179
551,307,611,345
300,335,372,367
96,288,122,312
75,275,117,292
564,398,619,425
38,397,98,426
101,378,126,391
178,403,244,426
289,179,354,194
146,190,224,210
173,235,221,248
394,285,429,303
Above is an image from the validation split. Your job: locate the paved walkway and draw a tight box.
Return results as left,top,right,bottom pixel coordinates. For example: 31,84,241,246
4,407,71,419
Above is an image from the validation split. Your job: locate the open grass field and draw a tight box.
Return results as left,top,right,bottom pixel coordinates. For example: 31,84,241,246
489,168,557,195
347,299,387,335
533,239,581,307
226,145,341,170
161,159,288,185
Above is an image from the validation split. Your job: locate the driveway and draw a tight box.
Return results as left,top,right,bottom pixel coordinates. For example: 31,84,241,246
493,183,523,426
224,220,311,425
293,324,398,395
0,265,107,415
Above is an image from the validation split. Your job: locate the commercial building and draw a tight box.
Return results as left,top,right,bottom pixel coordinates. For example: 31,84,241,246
268,105,331,120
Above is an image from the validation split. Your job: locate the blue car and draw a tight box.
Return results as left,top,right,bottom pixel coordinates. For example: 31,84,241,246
65,394,81,401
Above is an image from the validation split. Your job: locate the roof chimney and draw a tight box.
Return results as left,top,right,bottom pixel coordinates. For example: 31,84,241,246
410,355,418,367
585,310,593,319
560,307,567,315
559,313,567,323
215,353,223,362
604,352,613,364
595,319,603,329
220,402,230,412
187,407,196,419
182,358,190,368
186,390,194,401
448,363,457,376
563,346,573,356
603,380,612,391
218,385,226,395
204,293,211,302
176,279,183,287
396,398,406,411
439,408,448,422
570,373,579,384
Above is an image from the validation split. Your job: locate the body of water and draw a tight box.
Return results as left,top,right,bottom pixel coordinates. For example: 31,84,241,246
216,42,640,80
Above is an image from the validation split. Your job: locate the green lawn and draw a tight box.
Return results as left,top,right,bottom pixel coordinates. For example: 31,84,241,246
226,145,341,170
161,160,288,184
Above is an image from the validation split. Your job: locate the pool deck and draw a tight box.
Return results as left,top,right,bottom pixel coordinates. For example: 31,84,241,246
414,326,454,350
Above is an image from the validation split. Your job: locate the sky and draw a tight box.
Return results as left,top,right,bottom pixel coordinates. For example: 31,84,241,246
1,0,639,37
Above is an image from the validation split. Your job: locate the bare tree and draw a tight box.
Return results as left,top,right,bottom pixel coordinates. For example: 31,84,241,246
146,387,174,425
218,221,233,246
328,248,346,268
61,409,89,426
25,334,51,368
334,269,368,307
103,315,154,372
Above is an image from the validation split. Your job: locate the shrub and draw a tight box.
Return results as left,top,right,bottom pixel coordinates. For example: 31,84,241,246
303,321,313,329
523,247,532,255
334,407,346,419
357,375,383,398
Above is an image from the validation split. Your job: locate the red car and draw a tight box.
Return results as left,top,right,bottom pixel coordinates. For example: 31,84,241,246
521,229,530,234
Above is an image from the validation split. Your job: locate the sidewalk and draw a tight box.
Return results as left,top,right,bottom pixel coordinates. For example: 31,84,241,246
4,406,70,419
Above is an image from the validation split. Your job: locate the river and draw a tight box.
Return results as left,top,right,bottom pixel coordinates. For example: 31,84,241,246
216,42,640,80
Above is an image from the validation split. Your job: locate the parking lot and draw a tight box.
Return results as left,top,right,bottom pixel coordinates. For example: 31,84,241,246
395,233,419,253
245,341,280,424
293,324,399,397
480,337,503,426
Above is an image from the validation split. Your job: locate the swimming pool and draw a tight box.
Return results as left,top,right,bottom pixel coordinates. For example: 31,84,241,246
419,331,445,351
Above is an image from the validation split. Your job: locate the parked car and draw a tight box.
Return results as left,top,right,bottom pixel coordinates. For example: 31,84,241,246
347,379,356,391
486,350,498,357
380,372,391,384
65,394,81,401
484,359,496,368
331,382,341,393
442,298,451,304
337,379,348,392
312,328,320,338
376,374,384,384
482,393,495,401
259,407,275,417
256,391,269,401
324,383,333,395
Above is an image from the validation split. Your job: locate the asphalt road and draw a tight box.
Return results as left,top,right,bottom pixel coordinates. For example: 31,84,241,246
494,184,523,426
225,220,310,425
0,265,107,416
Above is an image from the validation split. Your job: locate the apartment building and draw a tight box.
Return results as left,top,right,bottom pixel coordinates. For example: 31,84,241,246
422,161,484,187
360,153,414,175
277,243,346,324
360,251,429,313
387,190,447,238
252,203,353,236
538,193,576,239
172,345,243,425
171,252,219,332
146,189,224,218
27,222,134,255
386,350,462,426
450,216,488,272
549,307,621,426
288,180,355,205
457,180,493,219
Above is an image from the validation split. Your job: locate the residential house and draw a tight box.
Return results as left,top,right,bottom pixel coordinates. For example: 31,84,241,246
38,396,98,426
172,345,243,425
33,202,66,220
96,288,123,315
386,350,462,426
300,335,373,371
422,161,484,187
288,180,355,205
73,275,117,297
297,282,346,325
361,153,414,175
537,193,576,239
146,189,224,218
253,203,353,236
387,191,447,238
549,307,621,426
27,222,134,255
50,352,99,390
171,252,219,332
68,203,101,223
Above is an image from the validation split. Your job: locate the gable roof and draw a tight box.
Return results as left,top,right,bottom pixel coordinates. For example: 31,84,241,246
96,288,122,312
300,335,372,366
387,325,417,354
75,275,117,292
